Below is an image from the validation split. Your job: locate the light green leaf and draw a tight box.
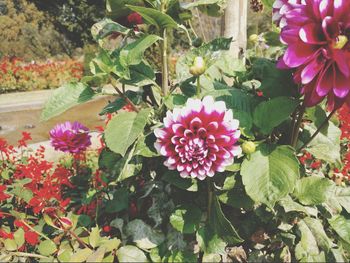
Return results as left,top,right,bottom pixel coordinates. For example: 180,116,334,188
241,145,300,207
304,122,341,163
105,108,151,156
125,219,165,249
120,35,161,67
303,217,333,252
170,204,202,234
4,239,17,251
86,247,106,262
279,195,309,214
253,97,298,134
89,227,101,248
196,226,226,255
117,245,148,262
14,228,25,248
41,83,94,121
38,240,57,256
126,5,178,29
91,18,130,41
70,248,93,262
328,215,350,244
100,238,121,252
295,220,324,262
293,176,333,205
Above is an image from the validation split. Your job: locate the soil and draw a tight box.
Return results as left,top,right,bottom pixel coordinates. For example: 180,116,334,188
0,96,114,145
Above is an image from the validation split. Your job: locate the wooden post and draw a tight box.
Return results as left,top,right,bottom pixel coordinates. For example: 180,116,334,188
223,0,248,59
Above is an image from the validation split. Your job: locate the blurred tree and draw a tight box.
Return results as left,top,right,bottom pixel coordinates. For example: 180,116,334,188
0,0,70,60
29,0,105,47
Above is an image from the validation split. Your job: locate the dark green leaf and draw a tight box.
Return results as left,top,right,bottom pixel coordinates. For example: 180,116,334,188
170,204,202,234
162,171,198,192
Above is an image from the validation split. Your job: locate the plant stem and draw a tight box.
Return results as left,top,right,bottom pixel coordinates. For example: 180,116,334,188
113,85,139,112
68,230,91,249
291,105,306,148
161,28,169,96
21,220,51,241
196,77,201,98
297,109,337,152
207,179,213,222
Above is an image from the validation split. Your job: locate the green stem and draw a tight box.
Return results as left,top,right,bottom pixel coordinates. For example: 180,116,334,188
207,179,213,222
291,105,306,148
22,221,51,241
297,109,337,152
196,77,201,98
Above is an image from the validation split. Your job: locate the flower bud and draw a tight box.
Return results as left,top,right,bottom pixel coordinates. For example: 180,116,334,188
59,217,73,230
249,34,259,43
189,56,206,76
242,141,256,154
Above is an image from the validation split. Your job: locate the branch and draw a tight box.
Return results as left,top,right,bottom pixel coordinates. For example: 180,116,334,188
297,109,337,152
113,85,139,113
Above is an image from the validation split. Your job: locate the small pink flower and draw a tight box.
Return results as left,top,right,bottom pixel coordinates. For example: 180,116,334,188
50,121,91,153
154,96,241,180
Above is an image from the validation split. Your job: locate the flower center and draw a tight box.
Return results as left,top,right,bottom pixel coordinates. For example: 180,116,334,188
332,35,348,50
184,137,208,162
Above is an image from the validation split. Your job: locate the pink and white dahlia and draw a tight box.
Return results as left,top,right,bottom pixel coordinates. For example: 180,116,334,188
50,121,91,153
278,0,350,109
273,0,304,28
154,96,241,180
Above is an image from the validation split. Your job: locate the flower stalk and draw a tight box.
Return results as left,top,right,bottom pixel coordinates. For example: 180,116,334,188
291,105,305,148
161,1,169,96
298,109,337,152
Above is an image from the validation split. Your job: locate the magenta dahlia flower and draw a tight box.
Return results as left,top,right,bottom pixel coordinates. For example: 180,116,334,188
154,96,241,180
273,0,304,28
278,0,350,109
50,121,91,153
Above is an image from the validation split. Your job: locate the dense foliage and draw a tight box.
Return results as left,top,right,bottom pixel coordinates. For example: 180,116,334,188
2,0,350,262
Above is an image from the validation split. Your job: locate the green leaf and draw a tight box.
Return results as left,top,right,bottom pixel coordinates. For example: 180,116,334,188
125,219,165,249
14,228,25,248
253,97,298,134
86,247,106,262
126,5,178,29
278,195,309,214
100,238,121,252
106,188,129,213
209,195,243,244
241,145,300,207
168,251,197,263
170,204,202,234
303,122,341,163
38,240,57,256
4,239,17,251
328,215,350,244
120,62,156,86
329,186,350,213
251,58,296,98
41,83,94,121
106,0,143,19
196,226,226,254
164,94,187,110
305,106,328,133
293,176,333,205
91,18,130,41
120,35,161,67
303,217,333,252
105,108,151,156
70,248,93,262
117,245,148,262
295,220,324,262
162,171,198,192
89,227,101,248
134,134,159,158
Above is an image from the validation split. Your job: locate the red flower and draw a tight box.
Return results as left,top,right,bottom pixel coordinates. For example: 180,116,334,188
0,229,14,239
18,132,32,147
25,231,39,246
127,12,143,25
103,225,112,233
0,185,10,201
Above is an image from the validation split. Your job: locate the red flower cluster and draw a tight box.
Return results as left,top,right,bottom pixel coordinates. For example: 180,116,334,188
338,104,350,180
0,57,83,92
